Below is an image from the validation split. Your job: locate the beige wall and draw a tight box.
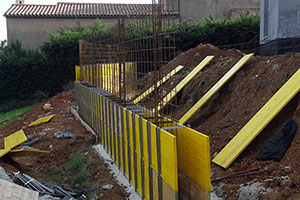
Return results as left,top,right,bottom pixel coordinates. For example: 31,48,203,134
177,0,260,22
6,17,118,49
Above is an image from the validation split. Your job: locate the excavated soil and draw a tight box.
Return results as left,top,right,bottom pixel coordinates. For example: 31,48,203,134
138,44,300,199
0,90,127,200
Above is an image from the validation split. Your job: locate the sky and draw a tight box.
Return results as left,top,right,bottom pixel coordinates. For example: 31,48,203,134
0,0,151,41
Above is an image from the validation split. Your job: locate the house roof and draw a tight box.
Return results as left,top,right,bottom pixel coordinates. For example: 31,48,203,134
4,2,179,18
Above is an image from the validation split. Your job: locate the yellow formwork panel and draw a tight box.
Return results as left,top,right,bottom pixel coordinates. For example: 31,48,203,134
141,118,150,200
75,66,80,81
137,154,143,196
0,149,10,158
153,56,214,112
123,108,130,179
160,129,178,191
133,65,184,104
4,130,28,150
128,111,136,187
179,53,254,124
28,115,55,127
1,130,28,158
213,67,300,169
150,124,158,173
176,127,211,192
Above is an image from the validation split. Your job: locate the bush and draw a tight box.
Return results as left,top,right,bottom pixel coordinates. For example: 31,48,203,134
0,41,48,100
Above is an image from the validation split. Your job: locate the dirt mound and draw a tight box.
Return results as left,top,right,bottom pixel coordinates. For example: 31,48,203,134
0,90,127,199
138,44,300,199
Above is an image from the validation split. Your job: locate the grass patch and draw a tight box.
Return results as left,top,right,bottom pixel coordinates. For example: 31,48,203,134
69,154,86,171
0,104,37,127
72,170,89,187
45,153,90,188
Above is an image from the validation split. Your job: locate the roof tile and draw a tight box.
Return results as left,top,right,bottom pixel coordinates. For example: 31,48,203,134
4,2,179,18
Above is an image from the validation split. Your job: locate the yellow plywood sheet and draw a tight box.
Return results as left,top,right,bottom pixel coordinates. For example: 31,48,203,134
154,56,214,112
160,129,178,191
213,68,300,169
28,115,55,127
1,130,28,158
179,53,254,124
0,149,10,158
9,149,50,157
176,127,211,192
4,130,28,150
75,66,80,81
133,65,184,104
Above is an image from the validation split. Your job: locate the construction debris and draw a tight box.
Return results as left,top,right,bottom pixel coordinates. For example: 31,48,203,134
54,131,72,139
13,172,89,199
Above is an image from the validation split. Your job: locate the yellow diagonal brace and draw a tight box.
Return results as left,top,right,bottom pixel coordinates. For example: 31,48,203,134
179,53,254,124
133,65,184,104
213,68,300,169
28,114,55,127
153,56,214,112
9,149,51,157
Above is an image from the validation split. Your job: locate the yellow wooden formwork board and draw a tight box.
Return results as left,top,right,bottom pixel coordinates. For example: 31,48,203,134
213,67,300,169
141,118,150,200
160,129,178,191
150,123,158,173
0,149,10,158
123,108,130,178
176,127,211,192
75,66,80,81
4,130,28,150
28,115,55,127
154,56,214,112
9,149,50,157
133,65,184,104
1,130,28,158
179,53,254,124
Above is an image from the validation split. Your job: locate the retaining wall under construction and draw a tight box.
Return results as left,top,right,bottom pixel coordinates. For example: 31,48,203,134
75,82,211,200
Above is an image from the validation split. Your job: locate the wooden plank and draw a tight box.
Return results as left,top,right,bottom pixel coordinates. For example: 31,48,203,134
179,53,254,124
133,65,184,104
153,56,214,112
213,68,300,169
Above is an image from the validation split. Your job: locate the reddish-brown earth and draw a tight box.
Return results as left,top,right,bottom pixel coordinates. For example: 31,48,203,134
0,90,127,200
137,44,300,199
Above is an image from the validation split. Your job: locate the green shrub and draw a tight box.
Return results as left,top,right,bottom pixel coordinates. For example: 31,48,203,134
71,170,89,187
69,154,86,170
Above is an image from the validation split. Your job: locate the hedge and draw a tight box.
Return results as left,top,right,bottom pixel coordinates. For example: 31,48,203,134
0,16,260,110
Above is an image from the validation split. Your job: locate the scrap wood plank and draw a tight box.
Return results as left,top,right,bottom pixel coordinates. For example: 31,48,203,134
213,67,300,169
28,114,55,127
153,56,214,112
179,53,254,124
133,65,184,104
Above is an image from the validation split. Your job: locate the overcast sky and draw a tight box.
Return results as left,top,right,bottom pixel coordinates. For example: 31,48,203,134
0,0,151,41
